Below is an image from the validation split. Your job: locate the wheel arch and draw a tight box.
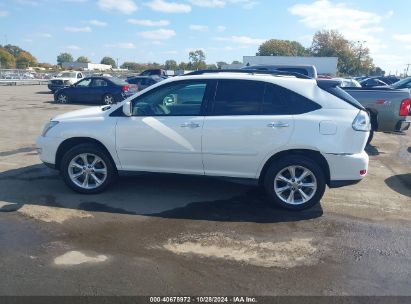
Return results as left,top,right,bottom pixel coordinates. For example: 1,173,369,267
258,149,330,186
366,108,378,131
55,137,117,171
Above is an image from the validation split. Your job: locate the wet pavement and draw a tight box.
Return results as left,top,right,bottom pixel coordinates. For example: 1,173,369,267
0,85,410,295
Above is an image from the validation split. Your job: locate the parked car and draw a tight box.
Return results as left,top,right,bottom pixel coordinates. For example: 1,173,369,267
343,86,411,144
390,77,411,90
242,64,318,78
48,71,84,92
37,70,370,210
126,76,163,91
359,77,389,88
140,69,168,78
333,78,362,88
54,76,137,105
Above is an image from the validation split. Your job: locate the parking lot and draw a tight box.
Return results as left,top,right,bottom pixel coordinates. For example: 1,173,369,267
0,84,410,295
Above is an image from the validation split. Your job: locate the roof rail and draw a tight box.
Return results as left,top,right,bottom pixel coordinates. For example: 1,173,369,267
182,69,312,79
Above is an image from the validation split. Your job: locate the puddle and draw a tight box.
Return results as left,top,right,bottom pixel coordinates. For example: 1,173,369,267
54,251,108,266
163,233,320,268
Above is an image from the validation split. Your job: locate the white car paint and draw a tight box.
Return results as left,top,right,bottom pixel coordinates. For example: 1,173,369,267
37,72,369,185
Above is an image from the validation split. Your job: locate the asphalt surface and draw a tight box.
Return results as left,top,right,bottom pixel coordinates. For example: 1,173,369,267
0,85,410,296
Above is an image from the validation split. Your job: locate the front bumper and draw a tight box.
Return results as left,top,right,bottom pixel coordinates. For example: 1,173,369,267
48,84,67,92
36,136,62,168
323,150,369,187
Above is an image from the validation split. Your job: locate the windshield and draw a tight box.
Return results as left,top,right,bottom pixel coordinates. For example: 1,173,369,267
60,72,76,78
391,77,411,89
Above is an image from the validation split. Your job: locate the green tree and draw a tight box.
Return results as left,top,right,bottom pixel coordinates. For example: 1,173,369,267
57,52,73,66
178,62,189,70
189,50,206,70
15,51,37,68
3,44,25,57
309,30,374,76
0,47,15,68
206,64,218,70
164,59,177,70
257,39,308,56
216,61,227,69
76,56,90,63
369,66,385,76
120,62,139,71
101,56,117,68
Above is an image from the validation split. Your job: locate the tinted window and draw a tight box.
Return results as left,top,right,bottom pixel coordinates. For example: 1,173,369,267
132,81,207,116
75,78,92,87
262,84,321,115
92,79,108,87
213,80,265,115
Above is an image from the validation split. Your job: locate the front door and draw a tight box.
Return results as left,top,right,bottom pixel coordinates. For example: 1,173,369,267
116,80,210,175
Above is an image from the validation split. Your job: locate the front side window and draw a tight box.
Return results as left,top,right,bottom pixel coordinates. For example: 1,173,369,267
212,80,265,115
131,81,207,116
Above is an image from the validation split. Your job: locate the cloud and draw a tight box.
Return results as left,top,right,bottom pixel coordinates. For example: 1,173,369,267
138,28,176,40
188,0,258,9
189,24,209,32
104,42,136,49
145,0,191,13
39,33,52,38
128,19,170,26
215,35,265,45
64,26,92,32
393,34,411,43
289,0,386,53
217,25,226,32
97,0,138,14
88,19,107,27
188,0,225,8
0,10,9,17
66,45,82,50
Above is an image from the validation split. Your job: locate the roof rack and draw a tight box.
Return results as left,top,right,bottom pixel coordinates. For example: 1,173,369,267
183,69,312,79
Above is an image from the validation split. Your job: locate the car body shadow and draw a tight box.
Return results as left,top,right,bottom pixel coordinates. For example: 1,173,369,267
36,91,52,94
0,164,323,223
385,174,411,198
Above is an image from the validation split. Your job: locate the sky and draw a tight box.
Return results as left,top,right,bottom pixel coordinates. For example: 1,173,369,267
0,0,410,74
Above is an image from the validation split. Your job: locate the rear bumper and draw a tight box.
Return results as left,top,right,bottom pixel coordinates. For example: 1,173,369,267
395,120,410,132
323,150,369,184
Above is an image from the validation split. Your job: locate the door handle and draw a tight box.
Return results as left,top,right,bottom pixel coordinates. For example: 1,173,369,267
267,122,289,128
180,122,201,128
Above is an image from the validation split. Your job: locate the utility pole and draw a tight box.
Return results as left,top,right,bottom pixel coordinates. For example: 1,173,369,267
405,64,411,77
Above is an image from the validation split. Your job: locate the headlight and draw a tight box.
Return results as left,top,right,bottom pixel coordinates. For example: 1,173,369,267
42,121,59,137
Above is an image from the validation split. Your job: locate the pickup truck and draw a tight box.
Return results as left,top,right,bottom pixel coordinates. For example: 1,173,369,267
48,71,84,93
343,87,411,144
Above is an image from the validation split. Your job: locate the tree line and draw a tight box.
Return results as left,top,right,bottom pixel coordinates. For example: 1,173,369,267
0,30,385,76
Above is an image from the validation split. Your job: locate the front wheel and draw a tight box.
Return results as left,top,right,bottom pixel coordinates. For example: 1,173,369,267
60,144,116,194
264,156,326,210
57,93,68,104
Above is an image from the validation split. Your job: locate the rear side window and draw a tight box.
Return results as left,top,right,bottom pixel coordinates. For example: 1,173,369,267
317,80,364,110
262,84,321,115
213,80,265,115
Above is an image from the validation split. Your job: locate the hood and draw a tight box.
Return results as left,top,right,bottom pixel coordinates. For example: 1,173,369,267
53,106,108,121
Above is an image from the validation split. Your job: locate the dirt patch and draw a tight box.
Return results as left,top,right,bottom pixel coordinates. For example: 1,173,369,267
163,233,320,268
17,205,92,223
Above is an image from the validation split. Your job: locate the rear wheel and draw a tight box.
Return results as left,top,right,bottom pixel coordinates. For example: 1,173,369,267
103,93,115,105
264,156,326,210
60,144,116,194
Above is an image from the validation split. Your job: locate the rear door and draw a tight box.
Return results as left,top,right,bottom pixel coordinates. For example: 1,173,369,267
90,78,109,103
202,79,295,179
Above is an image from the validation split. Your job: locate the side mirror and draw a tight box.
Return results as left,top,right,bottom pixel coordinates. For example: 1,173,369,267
122,100,132,117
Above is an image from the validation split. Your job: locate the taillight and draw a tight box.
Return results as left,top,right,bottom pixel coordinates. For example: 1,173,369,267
399,98,411,116
352,110,371,132
122,85,130,92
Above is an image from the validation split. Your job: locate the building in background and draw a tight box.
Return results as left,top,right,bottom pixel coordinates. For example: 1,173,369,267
61,62,112,71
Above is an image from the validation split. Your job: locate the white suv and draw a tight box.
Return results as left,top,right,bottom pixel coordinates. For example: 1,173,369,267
37,70,370,210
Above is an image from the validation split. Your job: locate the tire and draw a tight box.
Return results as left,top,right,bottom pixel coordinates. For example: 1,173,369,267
57,93,68,104
263,155,326,211
60,143,116,194
103,93,115,105
366,130,374,146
